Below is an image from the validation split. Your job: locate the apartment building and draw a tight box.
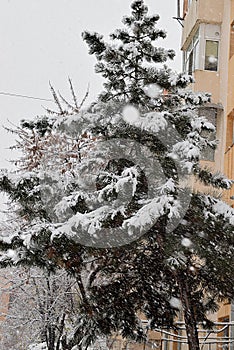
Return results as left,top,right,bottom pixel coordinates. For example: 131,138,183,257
180,0,234,349
181,0,234,204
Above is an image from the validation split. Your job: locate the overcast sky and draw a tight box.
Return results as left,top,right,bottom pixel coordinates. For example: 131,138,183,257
0,0,183,169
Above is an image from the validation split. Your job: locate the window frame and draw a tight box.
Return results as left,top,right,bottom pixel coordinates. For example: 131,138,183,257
183,24,221,75
183,28,200,74
204,39,219,71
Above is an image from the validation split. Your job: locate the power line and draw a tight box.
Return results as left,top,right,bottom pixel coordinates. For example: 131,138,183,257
0,91,54,102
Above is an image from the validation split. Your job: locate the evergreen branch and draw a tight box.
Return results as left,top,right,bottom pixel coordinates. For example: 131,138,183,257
196,166,233,189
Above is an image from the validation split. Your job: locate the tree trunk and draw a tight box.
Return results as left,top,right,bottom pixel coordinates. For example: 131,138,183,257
177,271,200,350
47,325,56,350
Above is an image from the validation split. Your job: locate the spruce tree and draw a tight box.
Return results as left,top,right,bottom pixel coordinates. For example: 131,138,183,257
0,1,233,350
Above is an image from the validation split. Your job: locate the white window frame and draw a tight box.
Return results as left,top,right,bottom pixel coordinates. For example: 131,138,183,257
200,23,220,72
183,28,200,74
204,39,219,71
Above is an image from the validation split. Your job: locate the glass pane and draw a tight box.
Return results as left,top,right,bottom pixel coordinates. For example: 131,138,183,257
193,28,199,43
194,42,199,70
183,52,187,73
205,40,219,71
188,51,193,75
183,28,200,73
187,41,192,54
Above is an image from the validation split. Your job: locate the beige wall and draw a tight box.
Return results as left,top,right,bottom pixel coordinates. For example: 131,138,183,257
217,302,231,320
218,0,231,174
227,55,234,115
193,71,220,102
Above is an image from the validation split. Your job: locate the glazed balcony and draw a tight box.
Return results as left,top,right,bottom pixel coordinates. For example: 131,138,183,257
181,0,224,49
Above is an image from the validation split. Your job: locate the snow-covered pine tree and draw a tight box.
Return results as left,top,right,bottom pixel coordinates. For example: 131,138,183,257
80,1,234,349
0,1,233,350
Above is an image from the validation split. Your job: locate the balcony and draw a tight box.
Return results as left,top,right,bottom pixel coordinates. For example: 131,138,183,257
182,0,224,49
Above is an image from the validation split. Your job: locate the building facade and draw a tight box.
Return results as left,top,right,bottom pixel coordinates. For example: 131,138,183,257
181,0,234,349
181,0,234,205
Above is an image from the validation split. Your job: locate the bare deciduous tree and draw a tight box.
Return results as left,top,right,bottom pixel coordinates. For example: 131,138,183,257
0,267,80,350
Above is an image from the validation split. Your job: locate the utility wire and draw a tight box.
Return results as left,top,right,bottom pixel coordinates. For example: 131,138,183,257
0,91,54,102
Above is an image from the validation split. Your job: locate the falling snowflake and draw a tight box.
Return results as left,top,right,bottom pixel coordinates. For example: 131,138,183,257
143,83,163,98
169,297,182,310
208,55,217,64
181,237,192,247
122,105,140,123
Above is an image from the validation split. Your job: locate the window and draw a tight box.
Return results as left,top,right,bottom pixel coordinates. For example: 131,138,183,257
204,40,219,71
183,24,220,74
183,29,199,74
